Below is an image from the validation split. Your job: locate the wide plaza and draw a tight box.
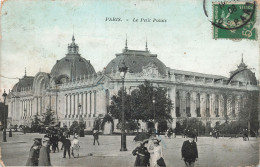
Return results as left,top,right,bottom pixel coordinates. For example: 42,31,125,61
0,132,259,167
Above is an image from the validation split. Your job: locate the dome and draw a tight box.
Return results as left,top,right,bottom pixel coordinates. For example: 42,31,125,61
105,43,167,75
229,57,257,85
50,36,96,83
12,75,34,92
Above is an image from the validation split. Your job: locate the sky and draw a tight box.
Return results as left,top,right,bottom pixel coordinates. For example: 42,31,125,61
0,0,259,99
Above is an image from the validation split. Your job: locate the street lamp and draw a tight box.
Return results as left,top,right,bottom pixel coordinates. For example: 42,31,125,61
119,61,128,151
2,89,7,142
152,98,155,127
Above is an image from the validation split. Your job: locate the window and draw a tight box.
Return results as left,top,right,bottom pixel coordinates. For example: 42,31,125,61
196,94,201,117
176,92,180,117
186,93,191,117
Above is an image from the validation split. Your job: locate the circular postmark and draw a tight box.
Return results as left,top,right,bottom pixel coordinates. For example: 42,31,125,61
204,1,256,30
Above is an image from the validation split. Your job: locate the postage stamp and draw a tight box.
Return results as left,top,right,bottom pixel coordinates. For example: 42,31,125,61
212,1,257,40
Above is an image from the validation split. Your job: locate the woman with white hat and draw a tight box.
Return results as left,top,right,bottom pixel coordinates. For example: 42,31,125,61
71,135,80,158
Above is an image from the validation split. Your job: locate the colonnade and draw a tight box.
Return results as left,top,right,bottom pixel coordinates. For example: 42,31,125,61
174,91,243,119
65,91,98,118
21,99,33,118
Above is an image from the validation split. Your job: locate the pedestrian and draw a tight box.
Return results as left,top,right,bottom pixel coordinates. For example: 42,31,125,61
60,132,66,150
148,139,165,167
39,137,51,166
93,129,100,145
52,134,59,153
132,141,150,167
9,129,12,137
181,133,198,167
243,129,249,141
71,135,80,158
193,129,198,142
63,136,71,158
25,138,41,166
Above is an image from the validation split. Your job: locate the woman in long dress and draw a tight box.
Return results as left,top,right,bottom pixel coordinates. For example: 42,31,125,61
71,135,80,158
25,139,41,166
132,142,150,167
147,138,164,167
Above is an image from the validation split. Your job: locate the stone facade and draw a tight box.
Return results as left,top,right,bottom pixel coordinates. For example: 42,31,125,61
6,37,259,130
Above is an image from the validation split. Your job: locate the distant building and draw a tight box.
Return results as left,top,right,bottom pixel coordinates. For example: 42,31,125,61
7,36,259,130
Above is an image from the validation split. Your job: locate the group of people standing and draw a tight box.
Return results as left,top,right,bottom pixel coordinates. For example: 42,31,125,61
25,132,81,166
133,130,198,167
132,134,165,167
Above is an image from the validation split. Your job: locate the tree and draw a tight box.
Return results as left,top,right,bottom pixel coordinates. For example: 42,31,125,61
41,109,56,126
131,81,173,123
31,115,42,132
238,91,259,137
109,81,173,131
109,88,132,122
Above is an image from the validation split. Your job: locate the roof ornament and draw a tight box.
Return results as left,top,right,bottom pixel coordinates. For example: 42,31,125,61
237,53,247,69
24,67,27,77
72,35,75,44
125,34,128,51
145,38,148,51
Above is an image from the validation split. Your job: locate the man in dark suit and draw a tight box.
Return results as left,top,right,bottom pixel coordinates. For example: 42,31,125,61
63,136,71,158
181,133,198,167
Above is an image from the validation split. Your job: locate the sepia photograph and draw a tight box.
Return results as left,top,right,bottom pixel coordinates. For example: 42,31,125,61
0,0,259,166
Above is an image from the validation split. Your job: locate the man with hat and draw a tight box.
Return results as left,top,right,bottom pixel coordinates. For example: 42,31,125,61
63,135,71,158
181,132,198,167
39,137,51,166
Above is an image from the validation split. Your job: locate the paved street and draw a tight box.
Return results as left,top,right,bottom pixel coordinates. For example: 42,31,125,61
0,132,259,167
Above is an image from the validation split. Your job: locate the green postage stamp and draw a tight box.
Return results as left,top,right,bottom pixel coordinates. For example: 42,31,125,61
213,1,257,40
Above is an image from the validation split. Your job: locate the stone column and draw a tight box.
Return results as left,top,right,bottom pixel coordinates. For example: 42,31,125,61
73,94,75,116
69,94,71,116
190,92,197,117
180,91,186,117
65,95,68,116
200,93,207,118
30,99,33,116
210,94,215,118
88,91,92,117
81,93,83,115
36,97,39,115
84,92,88,117
94,91,97,117
21,100,24,118
75,93,79,116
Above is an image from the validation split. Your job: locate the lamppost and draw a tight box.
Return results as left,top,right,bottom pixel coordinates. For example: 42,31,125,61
119,62,128,151
152,98,156,130
2,89,7,142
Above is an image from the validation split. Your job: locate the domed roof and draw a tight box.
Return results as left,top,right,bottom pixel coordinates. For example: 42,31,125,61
12,75,34,92
105,42,167,75
229,57,257,85
50,36,96,83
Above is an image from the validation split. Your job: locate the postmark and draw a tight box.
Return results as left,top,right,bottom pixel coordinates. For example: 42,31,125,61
212,1,257,40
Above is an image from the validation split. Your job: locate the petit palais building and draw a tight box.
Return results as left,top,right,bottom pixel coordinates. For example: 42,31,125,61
6,36,259,131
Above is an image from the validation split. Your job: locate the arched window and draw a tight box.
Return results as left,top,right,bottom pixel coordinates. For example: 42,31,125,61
196,94,201,117
232,96,236,117
176,92,180,117
186,93,191,117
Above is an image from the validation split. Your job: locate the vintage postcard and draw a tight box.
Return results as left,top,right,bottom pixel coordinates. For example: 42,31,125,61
0,0,259,167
